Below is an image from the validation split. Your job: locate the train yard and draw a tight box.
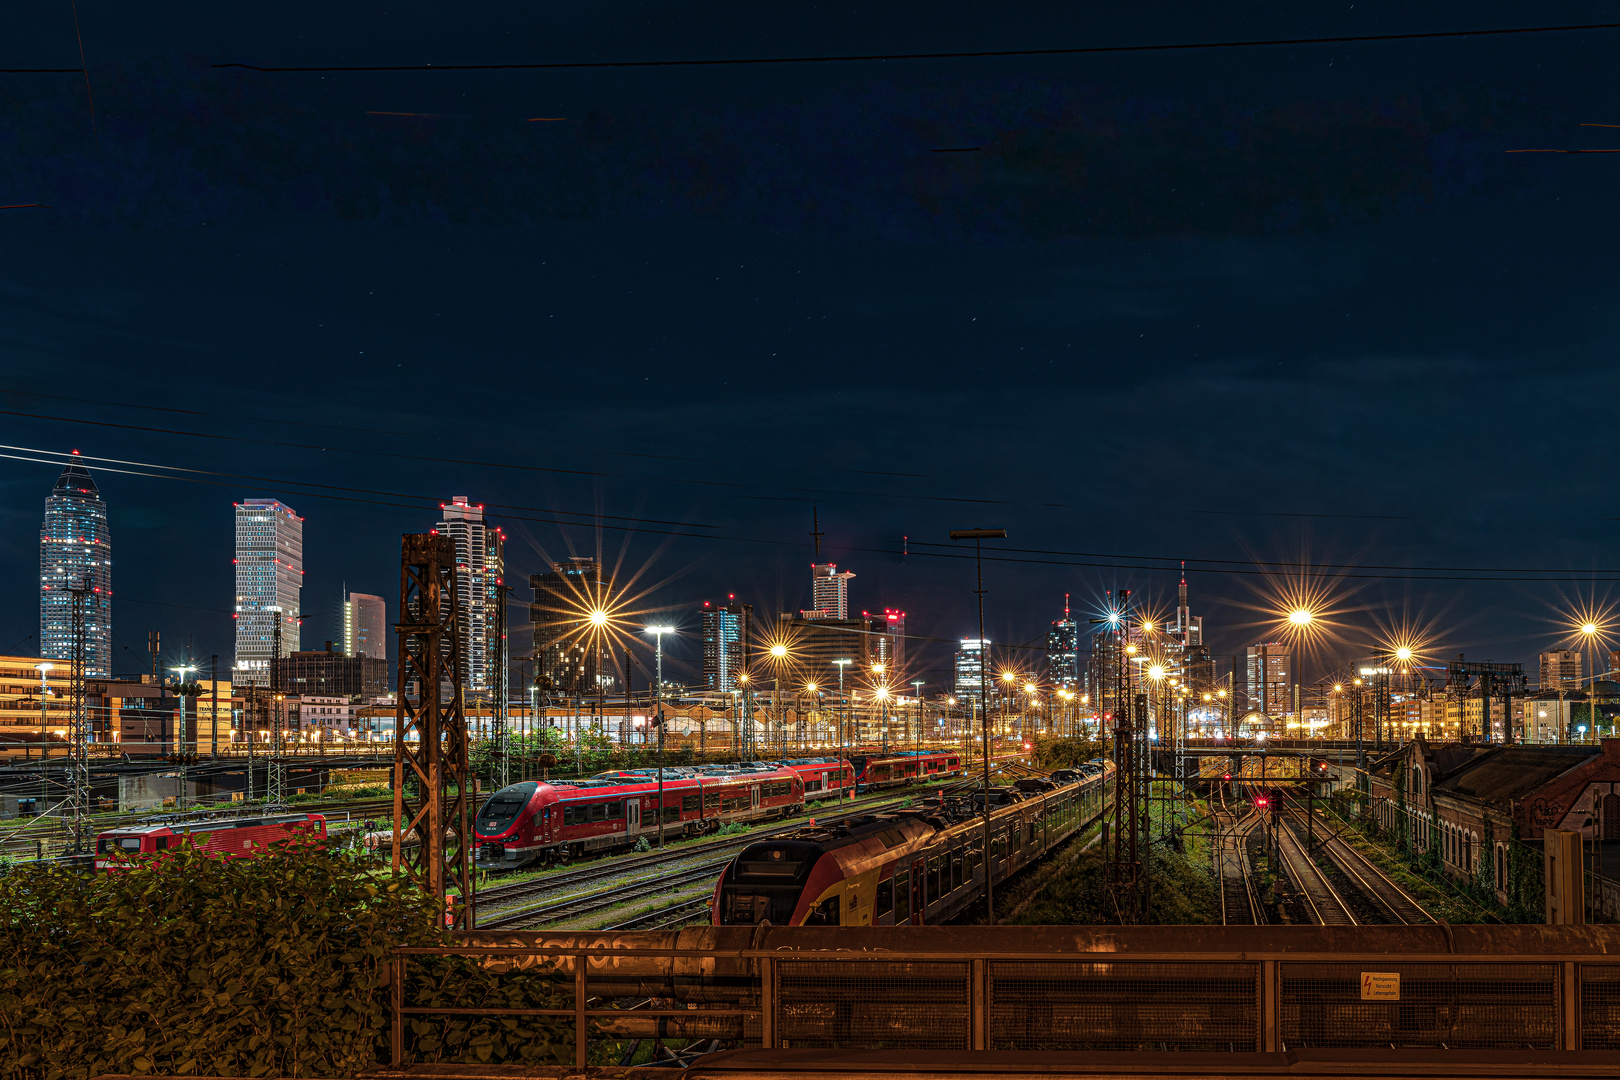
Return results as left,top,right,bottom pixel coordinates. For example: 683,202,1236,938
473,762,1040,931
1211,787,1439,926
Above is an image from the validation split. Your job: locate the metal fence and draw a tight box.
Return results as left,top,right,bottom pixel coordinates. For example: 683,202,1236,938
388,925,1620,1068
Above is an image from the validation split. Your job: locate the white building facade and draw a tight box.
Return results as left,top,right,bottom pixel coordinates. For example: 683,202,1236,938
233,499,303,687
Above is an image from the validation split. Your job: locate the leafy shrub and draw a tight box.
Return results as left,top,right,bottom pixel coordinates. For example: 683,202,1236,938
0,842,568,1079
633,836,651,853
714,822,750,836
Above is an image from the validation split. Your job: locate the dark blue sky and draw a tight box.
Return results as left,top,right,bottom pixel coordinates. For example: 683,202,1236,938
3,2,1619,690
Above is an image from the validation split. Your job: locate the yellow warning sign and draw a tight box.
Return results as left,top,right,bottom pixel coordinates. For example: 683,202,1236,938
1360,972,1400,1001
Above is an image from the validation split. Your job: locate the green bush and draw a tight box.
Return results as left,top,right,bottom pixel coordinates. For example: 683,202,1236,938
0,842,569,1079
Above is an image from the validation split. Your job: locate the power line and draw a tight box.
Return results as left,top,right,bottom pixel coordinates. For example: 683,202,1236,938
905,540,1620,578
12,439,1620,584
207,20,1620,74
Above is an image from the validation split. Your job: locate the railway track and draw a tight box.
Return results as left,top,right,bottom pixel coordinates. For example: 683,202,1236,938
1274,813,1357,925
1216,808,1263,925
602,897,713,932
1286,807,1434,925
483,862,727,929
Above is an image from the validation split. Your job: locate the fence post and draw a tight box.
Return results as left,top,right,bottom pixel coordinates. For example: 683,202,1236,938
575,952,589,1069
971,958,987,1050
390,956,405,1066
759,956,776,1049
1564,961,1579,1051
1261,960,1279,1052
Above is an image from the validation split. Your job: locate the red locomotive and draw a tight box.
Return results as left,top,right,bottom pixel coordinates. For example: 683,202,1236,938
94,813,327,871
474,765,805,870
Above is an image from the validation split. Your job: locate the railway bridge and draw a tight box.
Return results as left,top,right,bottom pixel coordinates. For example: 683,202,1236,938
375,924,1618,1079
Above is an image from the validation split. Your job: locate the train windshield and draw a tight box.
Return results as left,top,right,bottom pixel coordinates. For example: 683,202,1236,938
719,841,821,926
476,782,538,834
97,837,144,854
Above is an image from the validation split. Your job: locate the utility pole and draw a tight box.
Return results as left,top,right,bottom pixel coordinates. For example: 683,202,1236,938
393,533,472,930
269,615,286,803
244,683,255,801
65,576,97,855
950,527,1007,924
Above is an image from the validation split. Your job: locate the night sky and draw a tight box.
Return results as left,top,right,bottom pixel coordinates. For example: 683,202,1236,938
3,2,1619,691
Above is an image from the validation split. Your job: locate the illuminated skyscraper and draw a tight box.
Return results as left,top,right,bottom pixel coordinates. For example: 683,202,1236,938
701,596,753,691
531,557,602,694
437,497,504,694
234,499,303,686
806,563,855,620
343,592,388,661
1246,642,1292,715
1046,595,1079,688
955,638,989,698
40,453,112,678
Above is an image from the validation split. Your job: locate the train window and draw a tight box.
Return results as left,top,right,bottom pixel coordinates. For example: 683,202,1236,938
927,855,942,901
874,878,893,920
590,805,607,823
893,870,910,922
607,802,623,820
155,837,171,851
705,792,721,811
950,851,963,891
663,807,681,823
805,778,822,793
968,835,983,872
803,895,841,926
682,794,701,813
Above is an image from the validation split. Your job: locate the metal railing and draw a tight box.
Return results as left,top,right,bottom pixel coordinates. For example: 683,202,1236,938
388,925,1620,1068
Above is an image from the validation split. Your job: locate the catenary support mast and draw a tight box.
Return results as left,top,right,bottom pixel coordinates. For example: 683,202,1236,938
393,533,472,929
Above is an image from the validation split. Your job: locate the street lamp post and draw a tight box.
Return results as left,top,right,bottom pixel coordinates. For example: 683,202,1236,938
949,526,1007,925
645,626,674,849
833,659,852,799
912,681,925,747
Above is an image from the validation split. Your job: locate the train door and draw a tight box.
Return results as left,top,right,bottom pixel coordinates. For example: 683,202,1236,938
750,785,762,814
909,857,925,924
628,800,641,834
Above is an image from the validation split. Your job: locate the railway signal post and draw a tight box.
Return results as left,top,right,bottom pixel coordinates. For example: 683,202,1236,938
393,533,473,931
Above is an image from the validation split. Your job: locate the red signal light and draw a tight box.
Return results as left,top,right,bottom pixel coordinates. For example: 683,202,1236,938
1223,773,1231,781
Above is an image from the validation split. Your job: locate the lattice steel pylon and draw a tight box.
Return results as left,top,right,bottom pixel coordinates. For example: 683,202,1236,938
268,615,286,803
1107,589,1148,923
64,575,96,854
393,533,472,930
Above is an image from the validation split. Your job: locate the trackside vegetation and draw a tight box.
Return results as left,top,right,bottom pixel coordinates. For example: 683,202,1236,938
0,842,570,1079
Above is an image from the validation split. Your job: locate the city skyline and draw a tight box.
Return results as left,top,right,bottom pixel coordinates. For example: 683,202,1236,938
10,454,1620,702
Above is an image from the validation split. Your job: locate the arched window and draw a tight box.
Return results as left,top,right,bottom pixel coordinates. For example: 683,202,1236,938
1496,843,1506,887
1464,831,1473,873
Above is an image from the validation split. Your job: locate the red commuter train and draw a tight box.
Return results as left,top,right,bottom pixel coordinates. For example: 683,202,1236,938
712,761,1111,927
473,765,805,870
845,749,963,791
94,813,327,871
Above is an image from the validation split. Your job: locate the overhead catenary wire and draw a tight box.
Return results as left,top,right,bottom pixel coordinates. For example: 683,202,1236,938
203,20,1620,73
10,438,1620,584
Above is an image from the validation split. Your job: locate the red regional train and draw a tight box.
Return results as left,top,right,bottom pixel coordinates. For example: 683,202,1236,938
93,813,327,871
845,749,963,791
712,761,1111,927
474,765,806,870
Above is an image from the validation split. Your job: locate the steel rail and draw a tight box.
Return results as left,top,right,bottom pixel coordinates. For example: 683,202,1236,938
1274,814,1356,925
